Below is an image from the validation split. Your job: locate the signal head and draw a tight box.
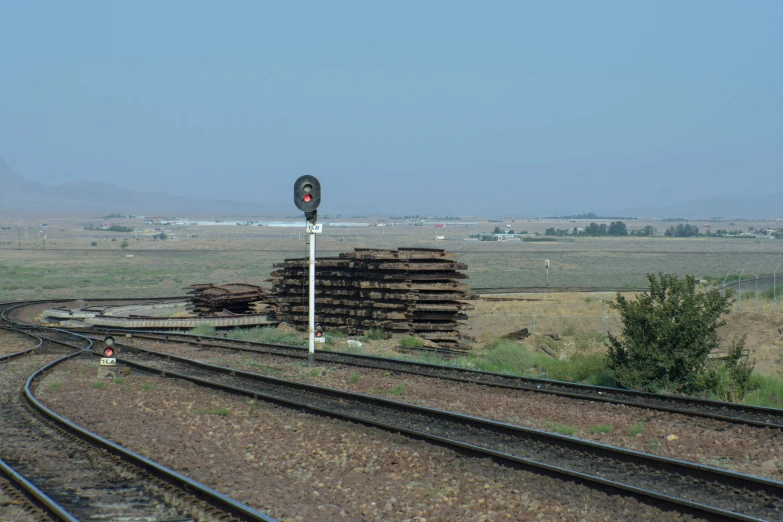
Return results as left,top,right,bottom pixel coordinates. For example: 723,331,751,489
314,322,324,338
103,336,116,357
294,175,321,213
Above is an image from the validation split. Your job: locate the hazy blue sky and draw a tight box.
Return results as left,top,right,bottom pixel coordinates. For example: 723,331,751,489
1,1,781,216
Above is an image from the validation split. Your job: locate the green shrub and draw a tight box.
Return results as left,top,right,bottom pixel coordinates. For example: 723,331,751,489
699,336,754,402
589,424,613,434
92,381,106,389
606,273,733,393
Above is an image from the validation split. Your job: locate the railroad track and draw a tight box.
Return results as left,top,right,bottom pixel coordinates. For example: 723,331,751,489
114,344,783,521
0,302,277,522
91,328,783,430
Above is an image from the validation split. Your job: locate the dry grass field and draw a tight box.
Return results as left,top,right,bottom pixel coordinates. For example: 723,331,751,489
1,215,781,378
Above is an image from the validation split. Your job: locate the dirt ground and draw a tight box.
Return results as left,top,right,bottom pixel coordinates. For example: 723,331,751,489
467,292,783,376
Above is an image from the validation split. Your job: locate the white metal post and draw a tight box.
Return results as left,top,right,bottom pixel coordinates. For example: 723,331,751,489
775,263,780,314
308,228,316,366
738,269,744,312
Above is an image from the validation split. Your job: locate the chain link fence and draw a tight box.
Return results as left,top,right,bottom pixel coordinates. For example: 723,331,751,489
720,264,782,313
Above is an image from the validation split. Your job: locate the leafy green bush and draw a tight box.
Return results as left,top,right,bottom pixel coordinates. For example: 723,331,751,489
699,336,754,401
606,273,733,393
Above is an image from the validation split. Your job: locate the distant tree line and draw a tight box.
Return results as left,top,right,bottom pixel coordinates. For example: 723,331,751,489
664,224,699,237
84,223,134,233
548,212,639,220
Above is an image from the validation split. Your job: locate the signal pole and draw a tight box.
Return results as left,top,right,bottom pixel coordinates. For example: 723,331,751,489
294,175,322,367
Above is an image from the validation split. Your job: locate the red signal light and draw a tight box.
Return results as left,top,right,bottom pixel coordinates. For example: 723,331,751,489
103,347,115,357
303,194,312,203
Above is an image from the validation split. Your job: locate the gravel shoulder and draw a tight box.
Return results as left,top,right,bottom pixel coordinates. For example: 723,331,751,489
126,340,783,480
37,358,704,522
0,329,39,355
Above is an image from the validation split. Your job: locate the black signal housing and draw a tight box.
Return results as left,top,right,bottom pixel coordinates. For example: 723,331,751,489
294,175,321,223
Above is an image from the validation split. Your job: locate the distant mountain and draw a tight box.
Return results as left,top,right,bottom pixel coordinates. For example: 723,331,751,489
615,193,783,220
0,157,287,217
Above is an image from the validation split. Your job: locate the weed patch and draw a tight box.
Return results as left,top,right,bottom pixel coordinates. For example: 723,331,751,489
92,381,106,389
628,422,645,437
589,424,613,434
546,422,575,436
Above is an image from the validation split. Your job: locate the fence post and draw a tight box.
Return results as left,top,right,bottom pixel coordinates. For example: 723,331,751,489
738,269,744,312
604,307,609,336
532,305,536,335
775,263,780,314
755,265,762,313
721,272,730,298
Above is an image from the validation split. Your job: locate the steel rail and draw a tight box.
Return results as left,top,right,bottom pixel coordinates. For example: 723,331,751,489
116,346,783,522
0,456,79,522
95,329,783,430
22,351,277,522
0,328,44,362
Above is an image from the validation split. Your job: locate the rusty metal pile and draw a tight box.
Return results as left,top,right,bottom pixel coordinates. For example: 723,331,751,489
266,248,472,345
185,283,268,316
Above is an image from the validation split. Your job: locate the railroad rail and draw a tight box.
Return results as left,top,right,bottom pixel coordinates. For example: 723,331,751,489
92,328,783,430
116,344,783,521
0,301,277,522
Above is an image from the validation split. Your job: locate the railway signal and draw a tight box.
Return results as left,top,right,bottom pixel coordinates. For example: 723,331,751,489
293,176,322,366
294,175,321,224
314,323,325,343
101,336,117,366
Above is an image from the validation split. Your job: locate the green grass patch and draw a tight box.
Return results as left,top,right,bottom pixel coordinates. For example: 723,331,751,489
546,422,575,436
589,424,613,434
349,372,360,384
139,383,154,391
361,329,387,341
469,339,614,386
92,381,106,389
649,439,660,451
400,336,425,347
388,385,406,396
229,326,307,346
189,324,216,337
113,377,126,384
743,373,783,408
628,421,645,437
46,381,62,390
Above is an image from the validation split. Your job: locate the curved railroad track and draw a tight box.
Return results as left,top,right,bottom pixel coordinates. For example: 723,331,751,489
110,343,783,521
88,327,783,430
0,301,277,522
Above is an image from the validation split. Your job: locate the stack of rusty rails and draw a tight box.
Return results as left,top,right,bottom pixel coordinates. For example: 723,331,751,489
185,283,269,316
267,248,473,346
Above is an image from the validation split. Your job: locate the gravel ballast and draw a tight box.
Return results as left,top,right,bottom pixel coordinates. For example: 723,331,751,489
37,358,704,521
123,340,783,480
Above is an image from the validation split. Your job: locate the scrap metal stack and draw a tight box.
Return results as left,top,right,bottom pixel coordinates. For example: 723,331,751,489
267,248,472,345
186,283,268,316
